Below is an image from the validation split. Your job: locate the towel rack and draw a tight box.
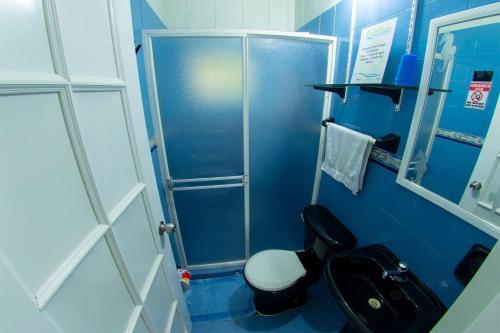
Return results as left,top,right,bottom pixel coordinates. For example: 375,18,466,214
322,117,401,154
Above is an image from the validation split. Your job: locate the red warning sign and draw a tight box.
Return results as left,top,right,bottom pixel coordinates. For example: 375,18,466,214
465,81,491,110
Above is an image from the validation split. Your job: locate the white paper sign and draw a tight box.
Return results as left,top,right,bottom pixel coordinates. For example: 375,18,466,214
351,18,398,84
465,81,492,110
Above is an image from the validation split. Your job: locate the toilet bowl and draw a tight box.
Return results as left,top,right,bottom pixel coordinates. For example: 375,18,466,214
244,204,356,315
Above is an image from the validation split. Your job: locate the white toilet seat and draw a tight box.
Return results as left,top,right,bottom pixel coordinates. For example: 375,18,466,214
244,250,307,291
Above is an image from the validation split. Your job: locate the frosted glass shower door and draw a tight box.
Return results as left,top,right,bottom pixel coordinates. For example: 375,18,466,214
146,32,335,268
248,37,330,254
151,37,246,267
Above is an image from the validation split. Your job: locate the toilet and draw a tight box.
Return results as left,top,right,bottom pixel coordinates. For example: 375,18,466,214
244,204,356,315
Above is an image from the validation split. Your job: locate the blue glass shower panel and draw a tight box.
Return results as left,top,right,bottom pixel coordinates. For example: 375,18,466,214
248,38,329,254
152,37,244,179
173,187,245,265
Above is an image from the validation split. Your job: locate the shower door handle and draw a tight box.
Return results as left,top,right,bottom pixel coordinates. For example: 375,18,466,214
159,221,176,236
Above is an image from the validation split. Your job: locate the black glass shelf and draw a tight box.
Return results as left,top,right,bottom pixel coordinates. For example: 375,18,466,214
309,83,452,105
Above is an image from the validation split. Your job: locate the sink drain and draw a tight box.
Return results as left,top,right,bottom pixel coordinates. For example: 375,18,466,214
368,298,382,310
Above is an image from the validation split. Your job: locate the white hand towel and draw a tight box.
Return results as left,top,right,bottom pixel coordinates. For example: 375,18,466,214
321,123,373,195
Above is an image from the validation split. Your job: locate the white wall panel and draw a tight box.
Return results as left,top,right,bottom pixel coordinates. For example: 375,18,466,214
0,92,99,294
187,0,216,28
215,0,243,29
72,91,139,214
295,0,344,30
243,0,270,29
295,0,304,29
45,240,135,333
112,196,158,294
146,0,170,26
165,0,188,28
161,0,294,31
0,0,55,79
269,0,294,31
303,0,333,24
147,0,346,32
56,0,118,81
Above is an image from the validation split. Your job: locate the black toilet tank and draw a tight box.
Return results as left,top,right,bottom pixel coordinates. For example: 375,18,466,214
302,205,356,251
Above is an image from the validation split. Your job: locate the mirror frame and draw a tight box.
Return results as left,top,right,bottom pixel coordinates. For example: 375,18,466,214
397,2,500,239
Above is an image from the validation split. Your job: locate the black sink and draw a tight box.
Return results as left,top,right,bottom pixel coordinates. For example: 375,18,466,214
325,245,446,333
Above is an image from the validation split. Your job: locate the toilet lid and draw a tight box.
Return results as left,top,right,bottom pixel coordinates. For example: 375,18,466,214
244,250,307,291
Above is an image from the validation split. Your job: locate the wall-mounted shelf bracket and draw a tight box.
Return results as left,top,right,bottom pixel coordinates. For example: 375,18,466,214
359,85,403,105
313,85,346,99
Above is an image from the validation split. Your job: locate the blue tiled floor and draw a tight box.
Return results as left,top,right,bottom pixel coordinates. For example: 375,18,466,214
186,274,256,322
192,274,347,333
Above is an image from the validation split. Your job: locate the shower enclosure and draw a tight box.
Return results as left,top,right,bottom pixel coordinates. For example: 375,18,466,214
144,31,336,269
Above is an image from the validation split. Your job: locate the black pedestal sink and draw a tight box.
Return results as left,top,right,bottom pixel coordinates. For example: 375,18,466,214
325,245,446,333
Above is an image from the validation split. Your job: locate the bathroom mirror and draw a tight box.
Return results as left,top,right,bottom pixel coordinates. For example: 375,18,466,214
397,3,500,238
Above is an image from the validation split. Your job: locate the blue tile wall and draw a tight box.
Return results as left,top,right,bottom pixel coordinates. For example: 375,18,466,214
298,0,498,307
319,7,335,36
298,16,321,34
130,0,166,139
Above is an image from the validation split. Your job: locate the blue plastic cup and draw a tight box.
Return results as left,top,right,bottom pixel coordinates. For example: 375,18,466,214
395,54,417,86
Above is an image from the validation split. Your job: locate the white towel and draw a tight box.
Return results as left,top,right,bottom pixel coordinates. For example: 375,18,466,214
321,123,373,195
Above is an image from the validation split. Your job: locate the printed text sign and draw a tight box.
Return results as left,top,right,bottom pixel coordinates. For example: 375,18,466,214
351,18,397,84
465,81,491,110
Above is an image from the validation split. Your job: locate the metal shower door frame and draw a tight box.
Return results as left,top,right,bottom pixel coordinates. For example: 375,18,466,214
143,30,336,269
